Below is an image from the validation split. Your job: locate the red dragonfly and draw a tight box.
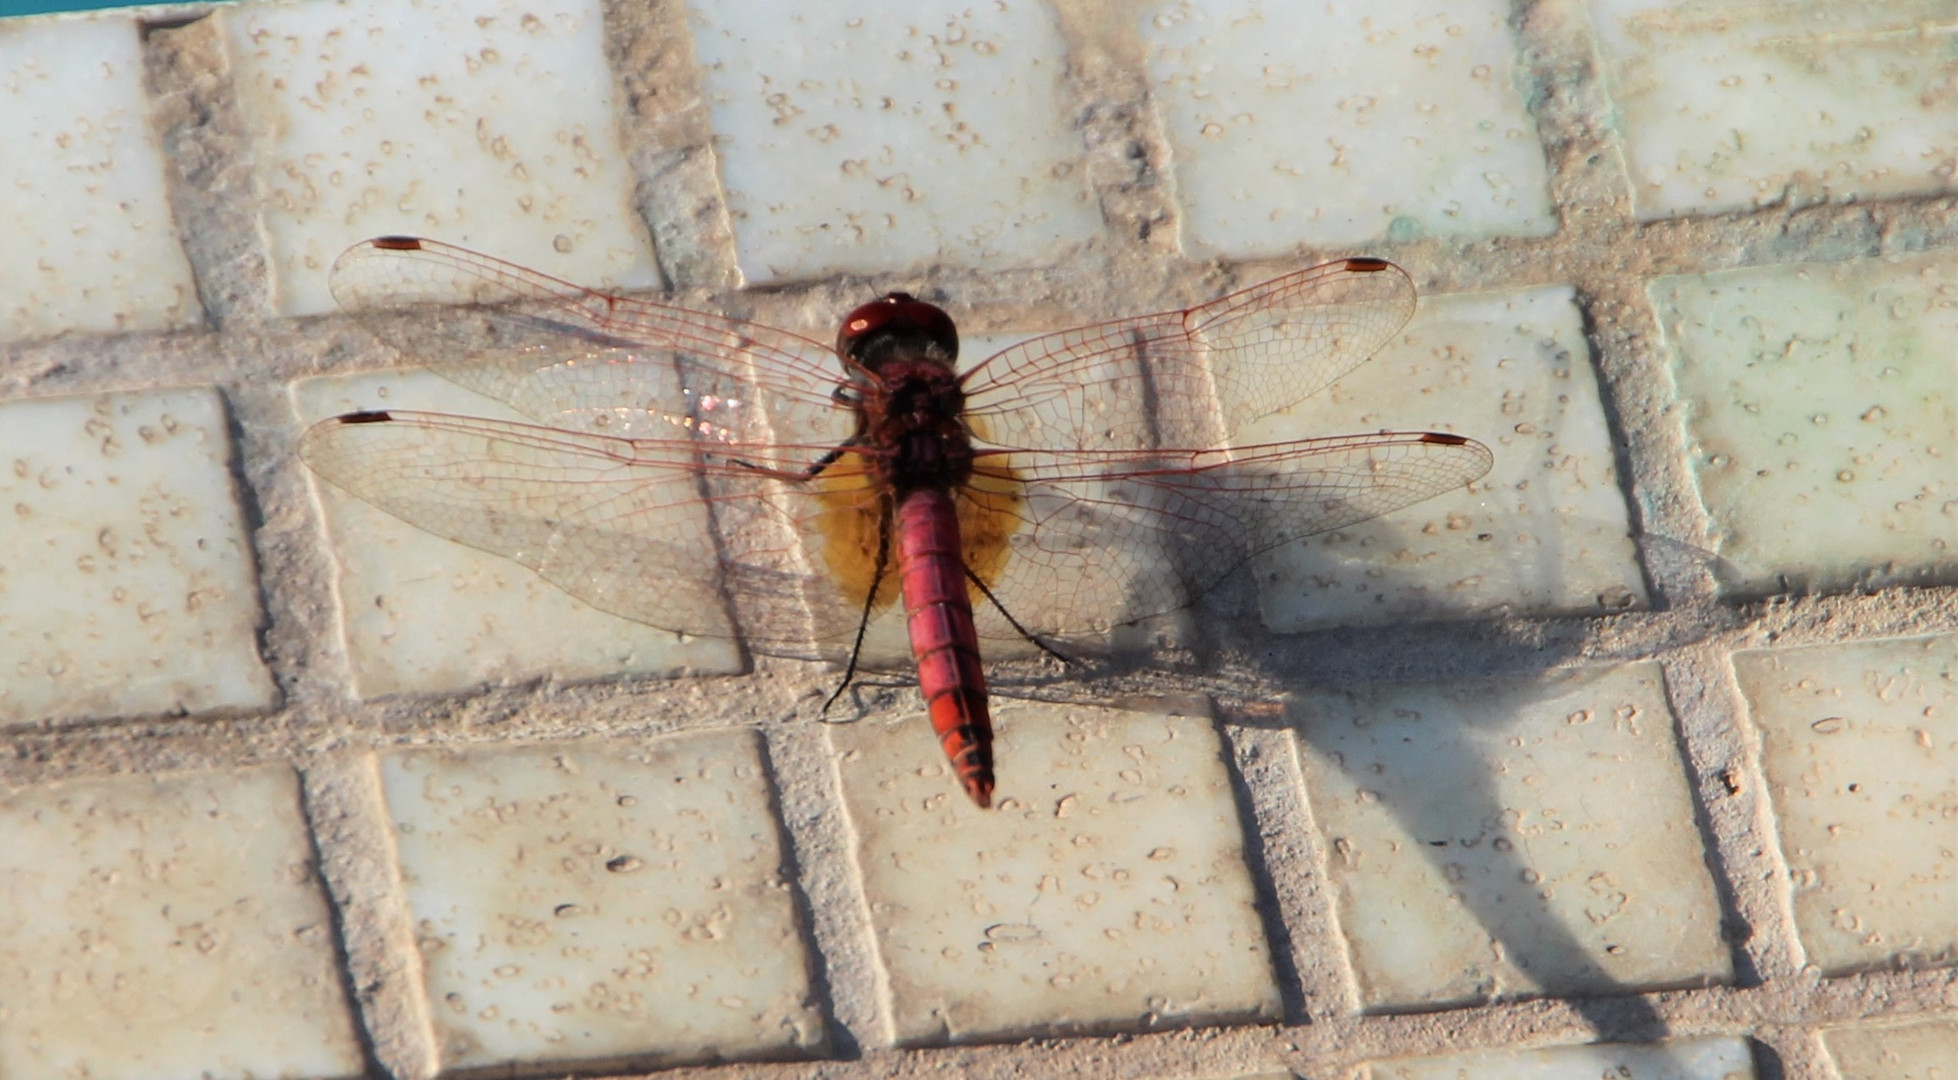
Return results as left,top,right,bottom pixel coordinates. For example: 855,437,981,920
301,237,1492,808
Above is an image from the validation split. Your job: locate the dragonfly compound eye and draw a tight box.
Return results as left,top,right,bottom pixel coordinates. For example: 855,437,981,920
837,293,960,365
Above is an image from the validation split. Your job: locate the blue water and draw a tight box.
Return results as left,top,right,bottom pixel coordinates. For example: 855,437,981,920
1,0,237,17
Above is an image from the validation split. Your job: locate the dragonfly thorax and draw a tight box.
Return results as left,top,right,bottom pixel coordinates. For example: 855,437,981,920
860,360,976,494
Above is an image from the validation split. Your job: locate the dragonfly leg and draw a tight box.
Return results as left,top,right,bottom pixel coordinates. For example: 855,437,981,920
822,499,895,715
964,566,1075,667
799,441,850,480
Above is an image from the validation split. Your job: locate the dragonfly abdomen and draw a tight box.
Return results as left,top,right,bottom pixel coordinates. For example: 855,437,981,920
894,487,995,808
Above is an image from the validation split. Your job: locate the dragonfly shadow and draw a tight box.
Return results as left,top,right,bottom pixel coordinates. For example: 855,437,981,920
1230,520,1751,1051
983,510,1756,1055
1279,678,1738,1059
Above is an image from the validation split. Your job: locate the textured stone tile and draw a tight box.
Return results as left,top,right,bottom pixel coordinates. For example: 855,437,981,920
1237,285,1644,633
1590,0,1958,220
1143,0,1555,257
291,370,744,698
830,701,1280,1045
1367,1034,1756,1079
221,0,656,316
0,13,200,343
1653,252,1956,597
686,0,1102,284
380,734,824,1072
1293,663,1731,1010
1734,634,1956,974
1823,1016,1958,1080
0,389,276,726
0,768,364,1080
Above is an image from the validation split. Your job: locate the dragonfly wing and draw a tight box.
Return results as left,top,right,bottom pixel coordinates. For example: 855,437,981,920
329,237,854,452
966,432,1493,639
299,409,874,660
962,258,1416,452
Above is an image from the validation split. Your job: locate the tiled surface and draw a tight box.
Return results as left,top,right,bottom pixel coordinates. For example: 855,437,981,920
0,388,276,726
0,0,1953,1076
0,13,200,343
1591,0,1958,220
830,701,1281,1044
1240,285,1646,632
381,733,824,1072
1733,634,1956,975
1144,0,1556,255
1293,663,1731,1009
0,767,364,1080
1367,1034,1756,1079
1822,1016,1958,1080
220,0,658,316
688,0,1103,284
1654,251,1957,597
292,370,744,698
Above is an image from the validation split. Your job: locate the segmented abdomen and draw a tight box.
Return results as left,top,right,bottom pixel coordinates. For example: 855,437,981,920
894,488,995,808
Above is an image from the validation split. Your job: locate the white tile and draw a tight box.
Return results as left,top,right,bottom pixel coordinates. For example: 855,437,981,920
687,0,1104,284
1293,663,1731,1010
1142,0,1555,257
1590,0,1958,220
221,0,657,316
1368,1034,1755,1080
291,370,744,698
830,701,1280,1045
1734,634,1957,975
0,389,276,726
1238,285,1644,633
1652,252,1956,598
1823,1017,1958,1080
380,735,824,1072
0,768,364,1080
0,13,200,343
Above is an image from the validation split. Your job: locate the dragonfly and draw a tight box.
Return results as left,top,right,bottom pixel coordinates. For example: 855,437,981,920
300,237,1493,808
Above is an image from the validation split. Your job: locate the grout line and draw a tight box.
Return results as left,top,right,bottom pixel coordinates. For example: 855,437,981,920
600,0,741,290
1658,649,1806,986
1221,719,1362,1022
300,753,441,1080
139,11,279,328
761,719,893,1057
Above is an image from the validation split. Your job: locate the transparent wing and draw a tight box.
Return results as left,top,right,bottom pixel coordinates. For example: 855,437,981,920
960,258,1415,453
309,242,1487,653
964,432,1493,640
328,237,856,460
298,408,888,661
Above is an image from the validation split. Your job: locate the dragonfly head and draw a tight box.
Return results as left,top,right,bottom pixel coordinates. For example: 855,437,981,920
837,292,960,370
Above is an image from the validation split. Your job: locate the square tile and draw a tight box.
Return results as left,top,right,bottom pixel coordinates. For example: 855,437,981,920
292,370,744,698
1822,1017,1958,1080
1367,1034,1755,1079
380,734,825,1072
220,0,657,316
1236,285,1645,632
687,0,1104,283
0,388,276,727
0,767,364,1080
1590,0,1958,220
0,13,201,343
1734,634,1956,974
1652,252,1956,598
830,701,1280,1045
1293,663,1731,1010
1142,0,1556,257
